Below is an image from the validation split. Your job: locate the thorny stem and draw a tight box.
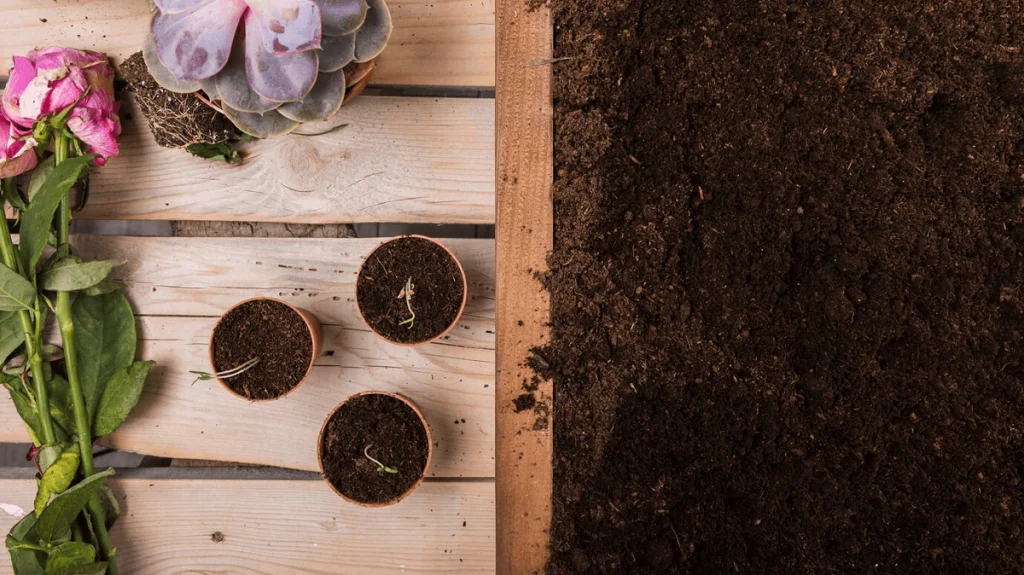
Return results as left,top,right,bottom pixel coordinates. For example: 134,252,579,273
363,444,398,474
52,134,118,575
0,178,56,446
398,277,416,329
190,357,261,385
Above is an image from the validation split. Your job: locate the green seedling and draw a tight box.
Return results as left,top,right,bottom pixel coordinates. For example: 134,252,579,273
364,444,398,474
190,357,260,386
398,277,416,329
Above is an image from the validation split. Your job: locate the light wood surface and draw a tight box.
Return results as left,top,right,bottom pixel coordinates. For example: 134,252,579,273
0,0,495,88
0,479,495,574
67,96,495,224
495,0,554,572
0,236,496,478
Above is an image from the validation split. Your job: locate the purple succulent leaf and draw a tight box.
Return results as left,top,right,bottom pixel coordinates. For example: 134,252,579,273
200,75,221,101
353,0,392,63
318,33,356,72
153,0,214,15
245,0,322,55
314,0,368,37
221,105,299,138
278,70,346,122
216,31,284,112
143,34,202,93
151,0,247,81
244,10,319,102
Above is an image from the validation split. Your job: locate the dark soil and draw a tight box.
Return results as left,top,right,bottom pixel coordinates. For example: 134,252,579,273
320,393,430,504
543,0,1024,572
120,51,237,148
211,299,313,400
356,236,465,343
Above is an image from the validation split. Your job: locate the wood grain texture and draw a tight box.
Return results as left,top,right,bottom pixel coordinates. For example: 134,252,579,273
495,0,554,573
0,0,495,88
0,479,495,574
70,96,495,224
0,236,496,477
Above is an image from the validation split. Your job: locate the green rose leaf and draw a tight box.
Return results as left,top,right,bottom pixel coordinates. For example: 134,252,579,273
93,360,153,437
2,177,26,210
0,311,25,364
36,468,114,544
40,258,123,292
4,378,43,445
44,541,95,575
34,444,81,518
45,374,74,440
19,155,94,274
186,142,241,165
27,156,56,202
0,263,36,312
6,513,45,575
71,292,136,423
82,279,122,296
56,563,107,575
93,486,120,530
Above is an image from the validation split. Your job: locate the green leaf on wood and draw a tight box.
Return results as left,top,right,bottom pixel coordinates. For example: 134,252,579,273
54,562,107,575
40,258,122,292
93,360,152,437
82,279,122,296
27,156,55,202
0,263,36,311
44,541,96,575
71,291,136,424
0,311,25,364
3,177,26,210
34,444,81,518
4,378,42,445
36,468,114,544
93,486,120,530
6,513,45,575
186,141,241,165
19,155,94,273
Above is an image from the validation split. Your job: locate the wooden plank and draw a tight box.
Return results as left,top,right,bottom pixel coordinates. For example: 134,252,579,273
0,0,495,88
0,479,495,573
495,0,554,572
0,236,496,478
74,96,495,224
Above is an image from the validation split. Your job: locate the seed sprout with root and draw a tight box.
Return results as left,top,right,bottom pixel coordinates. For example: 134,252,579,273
398,277,416,329
364,444,398,474
190,357,261,386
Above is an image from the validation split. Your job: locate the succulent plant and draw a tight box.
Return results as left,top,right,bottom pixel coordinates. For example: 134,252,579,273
145,0,392,137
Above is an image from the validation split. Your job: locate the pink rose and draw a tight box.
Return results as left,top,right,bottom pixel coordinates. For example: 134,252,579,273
3,48,121,163
0,107,38,178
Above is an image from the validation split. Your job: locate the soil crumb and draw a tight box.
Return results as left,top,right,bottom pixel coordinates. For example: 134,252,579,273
543,0,1024,572
320,393,429,504
212,299,313,400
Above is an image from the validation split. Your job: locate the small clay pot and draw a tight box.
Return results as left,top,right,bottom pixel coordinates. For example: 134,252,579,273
355,235,468,346
317,391,432,507
209,297,322,401
342,60,375,106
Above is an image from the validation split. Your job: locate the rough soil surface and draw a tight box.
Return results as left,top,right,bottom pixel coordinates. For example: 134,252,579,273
542,0,1024,572
212,299,313,400
320,393,429,504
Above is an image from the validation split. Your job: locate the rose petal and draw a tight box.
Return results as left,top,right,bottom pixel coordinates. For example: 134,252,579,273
245,0,321,54
221,105,299,138
152,0,247,81
2,57,39,126
67,106,121,161
318,33,356,72
143,34,201,93
153,0,213,14
278,69,345,122
314,0,368,36
0,151,38,178
244,10,319,102
215,30,283,113
354,0,392,63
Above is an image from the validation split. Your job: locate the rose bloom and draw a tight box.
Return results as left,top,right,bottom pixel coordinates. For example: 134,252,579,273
3,48,120,164
0,107,37,178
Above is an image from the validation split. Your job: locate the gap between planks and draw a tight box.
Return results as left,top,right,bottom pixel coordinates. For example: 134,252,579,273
0,479,495,574
495,0,555,573
0,236,496,478
0,0,496,88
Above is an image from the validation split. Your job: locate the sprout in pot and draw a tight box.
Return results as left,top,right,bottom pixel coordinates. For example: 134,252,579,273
203,298,322,400
142,0,394,146
356,236,467,345
318,391,431,506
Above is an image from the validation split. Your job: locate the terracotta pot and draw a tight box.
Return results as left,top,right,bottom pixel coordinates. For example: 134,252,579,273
317,391,432,507
209,297,323,401
355,235,468,347
342,60,375,106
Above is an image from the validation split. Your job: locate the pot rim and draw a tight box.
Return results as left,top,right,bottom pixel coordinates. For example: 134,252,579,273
316,390,433,507
354,234,469,347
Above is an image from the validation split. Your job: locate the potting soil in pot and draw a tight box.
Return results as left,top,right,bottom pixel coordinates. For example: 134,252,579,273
541,0,1024,572
320,393,429,504
212,299,313,400
356,236,464,343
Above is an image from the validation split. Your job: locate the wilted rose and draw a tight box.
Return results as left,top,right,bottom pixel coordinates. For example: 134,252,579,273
2,47,121,164
0,107,38,178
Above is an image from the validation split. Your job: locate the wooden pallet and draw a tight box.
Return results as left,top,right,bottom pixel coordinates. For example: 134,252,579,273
0,1,518,572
